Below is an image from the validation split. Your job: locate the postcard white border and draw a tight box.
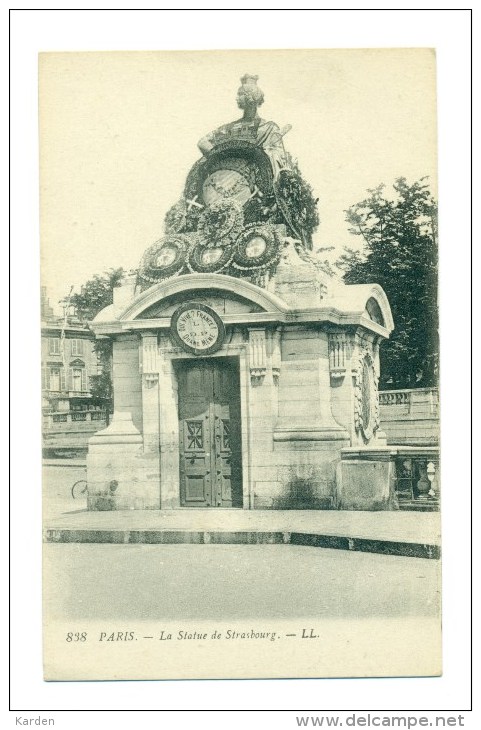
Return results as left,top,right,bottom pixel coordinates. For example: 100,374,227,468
9,6,474,721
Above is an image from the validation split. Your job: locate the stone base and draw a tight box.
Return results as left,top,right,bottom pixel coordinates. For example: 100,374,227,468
87,411,161,511
336,449,397,510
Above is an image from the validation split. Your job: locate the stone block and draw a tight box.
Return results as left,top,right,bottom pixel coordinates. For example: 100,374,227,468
113,376,142,393
282,327,320,340
254,473,334,509
337,459,396,510
113,361,140,378
281,339,323,359
278,384,320,405
254,480,283,497
114,336,139,349
251,463,281,482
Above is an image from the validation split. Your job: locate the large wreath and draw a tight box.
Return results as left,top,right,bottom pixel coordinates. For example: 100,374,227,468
137,234,190,287
207,142,273,196
274,168,319,248
184,158,207,203
353,348,380,442
164,200,187,234
183,159,207,232
243,190,279,226
197,199,244,246
232,223,282,271
186,238,235,274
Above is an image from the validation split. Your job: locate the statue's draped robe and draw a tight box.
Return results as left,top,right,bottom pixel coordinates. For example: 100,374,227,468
198,118,287,177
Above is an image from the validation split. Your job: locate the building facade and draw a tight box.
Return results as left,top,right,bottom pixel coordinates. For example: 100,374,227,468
41,288,107,453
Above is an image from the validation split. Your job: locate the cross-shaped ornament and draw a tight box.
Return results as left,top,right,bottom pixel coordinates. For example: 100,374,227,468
186,195,204,211
248,185,263,201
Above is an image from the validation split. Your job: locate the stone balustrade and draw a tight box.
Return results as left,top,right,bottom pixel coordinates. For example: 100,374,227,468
379,388,439,446
393,447,440,510
43,410,108,430
339,445,440,511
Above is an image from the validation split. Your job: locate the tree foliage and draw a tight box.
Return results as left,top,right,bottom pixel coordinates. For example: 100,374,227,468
70,268,124,322
337,178,438,389
69,268,124,408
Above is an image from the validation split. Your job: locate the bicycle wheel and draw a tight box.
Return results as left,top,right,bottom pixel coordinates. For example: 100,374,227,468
71,480,88,499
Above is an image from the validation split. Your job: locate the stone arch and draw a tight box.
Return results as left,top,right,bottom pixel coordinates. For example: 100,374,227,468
365,297,385,326
118,273,290,321
363,284,394,332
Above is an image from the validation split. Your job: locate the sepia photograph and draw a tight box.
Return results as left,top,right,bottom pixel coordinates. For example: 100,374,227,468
38,48,442,683
39,49,442,680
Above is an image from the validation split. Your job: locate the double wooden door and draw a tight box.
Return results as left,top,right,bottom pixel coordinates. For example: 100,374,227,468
177,359,242,508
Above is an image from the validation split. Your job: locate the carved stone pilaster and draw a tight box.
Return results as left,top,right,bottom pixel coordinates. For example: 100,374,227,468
271,327,281,385
248,328,267,383
328,332,349,379
140,333,160,386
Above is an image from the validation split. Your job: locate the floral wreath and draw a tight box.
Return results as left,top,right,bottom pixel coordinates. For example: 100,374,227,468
274,169,319,247
232,223,282,271
197,199,244,246
184,158,206,203
164,200,187,234
137,234,190,285
353,348,380,442
186,237,235,274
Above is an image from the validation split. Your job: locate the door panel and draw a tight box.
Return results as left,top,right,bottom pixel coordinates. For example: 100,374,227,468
178,359,242,508
182,420,212,504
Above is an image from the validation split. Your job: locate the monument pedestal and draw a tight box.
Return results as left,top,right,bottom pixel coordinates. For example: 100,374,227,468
337,448,398,510
87,411,161,510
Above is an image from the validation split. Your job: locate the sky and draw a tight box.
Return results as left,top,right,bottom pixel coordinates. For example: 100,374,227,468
39,48,437,313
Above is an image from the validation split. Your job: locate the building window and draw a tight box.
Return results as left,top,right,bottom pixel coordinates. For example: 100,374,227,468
49,338,60,355
71,339,84,356
71,368,83,392
50,368,61,391
43,366,66,392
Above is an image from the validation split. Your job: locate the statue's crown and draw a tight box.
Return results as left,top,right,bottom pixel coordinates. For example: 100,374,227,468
210,120,259,148
240,73,259,86
208,73,262,149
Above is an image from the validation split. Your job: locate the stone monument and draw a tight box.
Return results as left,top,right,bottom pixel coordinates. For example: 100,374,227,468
87,75,394,511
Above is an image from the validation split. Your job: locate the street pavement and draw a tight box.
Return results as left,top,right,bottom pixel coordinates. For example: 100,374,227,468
44,542,440,622
43,462,441,683
42,462,441,622
43,463,87,521
43,464,441,551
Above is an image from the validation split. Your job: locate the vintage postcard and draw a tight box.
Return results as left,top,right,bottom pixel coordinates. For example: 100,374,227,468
40,49,441,681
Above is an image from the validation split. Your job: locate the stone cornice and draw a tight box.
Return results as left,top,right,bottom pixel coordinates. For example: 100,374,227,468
90,308,390,338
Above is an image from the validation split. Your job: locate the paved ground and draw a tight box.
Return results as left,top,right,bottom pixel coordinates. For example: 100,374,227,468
44,543,440,622
43,463,87,521
43,464,441,547
42,463,442,683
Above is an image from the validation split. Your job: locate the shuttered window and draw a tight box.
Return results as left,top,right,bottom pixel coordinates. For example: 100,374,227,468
70,367,87,392
45,366,66,392
42,367,49,390
48,338,60,355
71,368,82,392
49,369,60,391
71,339,84,356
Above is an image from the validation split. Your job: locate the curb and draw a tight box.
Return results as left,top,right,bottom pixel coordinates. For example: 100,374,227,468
43,528,440,559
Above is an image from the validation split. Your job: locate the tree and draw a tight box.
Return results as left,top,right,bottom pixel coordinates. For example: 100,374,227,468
337,178,438,389
69,268,124,417
69,268,124,321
